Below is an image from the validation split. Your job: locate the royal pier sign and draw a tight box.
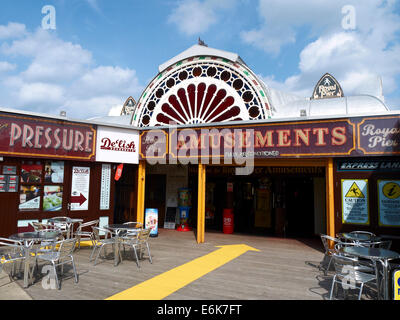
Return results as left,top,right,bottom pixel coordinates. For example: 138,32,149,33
140,114,400,161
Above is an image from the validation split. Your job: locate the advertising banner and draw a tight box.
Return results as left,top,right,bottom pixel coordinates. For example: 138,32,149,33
70,166,90,211
100,164,111,210
145,208,158,237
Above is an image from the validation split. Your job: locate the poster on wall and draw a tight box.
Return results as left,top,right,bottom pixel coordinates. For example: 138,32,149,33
378,180,400,227
19,186,41,210
21,163,42,183
341,179,369,225
44,161,64,183
100,164,111,210
70,166,90,211
43,186,63,211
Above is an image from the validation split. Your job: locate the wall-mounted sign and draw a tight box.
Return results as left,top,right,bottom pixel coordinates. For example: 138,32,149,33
0,113,95,161
167,119,356,160
95,126,139,164
337,159,400,171
378,180,400,227
358,116,400,155
100,164,111,210
341,179,369,225
70,166,90,211
311,73,344,100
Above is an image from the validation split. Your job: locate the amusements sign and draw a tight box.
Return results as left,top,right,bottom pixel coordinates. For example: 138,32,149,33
378,180,400,227
0,113,96,161
70,166,90,211
139,115,400,160
341,179,369,225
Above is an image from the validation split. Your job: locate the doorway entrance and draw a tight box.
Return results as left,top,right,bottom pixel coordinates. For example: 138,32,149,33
145,174,167,227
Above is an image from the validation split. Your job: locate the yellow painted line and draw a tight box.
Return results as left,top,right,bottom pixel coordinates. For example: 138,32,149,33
106,244,260,300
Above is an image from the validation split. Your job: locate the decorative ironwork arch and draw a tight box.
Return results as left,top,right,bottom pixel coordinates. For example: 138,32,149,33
131,56,272,127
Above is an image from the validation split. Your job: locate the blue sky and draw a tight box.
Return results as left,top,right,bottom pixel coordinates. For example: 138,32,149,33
0,0,399,119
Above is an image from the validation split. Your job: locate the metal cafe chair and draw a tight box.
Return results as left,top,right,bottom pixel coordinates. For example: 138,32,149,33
0,238,26,281
90,227,122,266
349,231,376,237
329,253,378,300
359,240,392,250
119,232,141,268
36,238,79,289
334,242,376,274
74,219,99,249
48,217,72,239
31,222,59,232
319,234,342,275
136,228,153,265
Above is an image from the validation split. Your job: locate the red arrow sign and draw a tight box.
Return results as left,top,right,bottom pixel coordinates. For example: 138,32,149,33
71,193,87,206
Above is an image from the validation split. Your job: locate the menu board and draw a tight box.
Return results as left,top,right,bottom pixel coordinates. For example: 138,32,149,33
378,180,400,227
70,166,90,211
19,185,41,210
341,179,369,225
99,164,111,210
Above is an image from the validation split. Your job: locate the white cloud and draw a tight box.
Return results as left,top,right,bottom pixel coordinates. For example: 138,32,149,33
0,61,16,72
0,26,143,119
0,22,27,39
18,82,64,105
251,0,400,109
108,104,123,116
168,0,236,35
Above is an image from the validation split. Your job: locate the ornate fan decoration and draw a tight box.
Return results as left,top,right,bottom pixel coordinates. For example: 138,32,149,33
132,56,272,127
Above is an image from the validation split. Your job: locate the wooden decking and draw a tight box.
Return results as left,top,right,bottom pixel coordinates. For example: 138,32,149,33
10,230,338,300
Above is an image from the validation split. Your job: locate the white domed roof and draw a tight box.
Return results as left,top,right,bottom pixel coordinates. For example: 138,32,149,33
273,95,389,118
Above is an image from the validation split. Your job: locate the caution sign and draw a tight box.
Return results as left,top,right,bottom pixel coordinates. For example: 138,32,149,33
378,180,400,227
345,182,365,198
341,179,369,225
394,270,400,300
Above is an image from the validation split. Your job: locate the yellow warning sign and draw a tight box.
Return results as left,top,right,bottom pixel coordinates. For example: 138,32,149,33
382,182,400,199
394,270,400,300
345,182,365,198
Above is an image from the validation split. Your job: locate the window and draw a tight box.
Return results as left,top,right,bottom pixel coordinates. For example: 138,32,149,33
19,160,65,212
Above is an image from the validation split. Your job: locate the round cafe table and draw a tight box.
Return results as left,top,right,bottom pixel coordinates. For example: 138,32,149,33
9,231,61,288
338,233,381,244
340,246,400,300
104,223,142,266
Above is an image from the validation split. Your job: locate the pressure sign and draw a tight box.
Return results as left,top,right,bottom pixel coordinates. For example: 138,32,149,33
378,180,400,227
341,179,369,225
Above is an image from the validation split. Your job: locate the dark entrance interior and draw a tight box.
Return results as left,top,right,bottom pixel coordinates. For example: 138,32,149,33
189,166,320,238
114,164,137,224
284,177,315,237
145,174,167,227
